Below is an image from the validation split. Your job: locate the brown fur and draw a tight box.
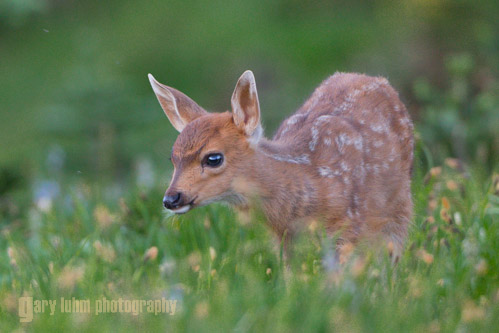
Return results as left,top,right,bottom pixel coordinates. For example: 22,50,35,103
149,71,414,258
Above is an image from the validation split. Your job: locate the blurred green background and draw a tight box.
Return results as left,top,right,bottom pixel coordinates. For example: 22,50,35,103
0,0,497,196
1,1,498,331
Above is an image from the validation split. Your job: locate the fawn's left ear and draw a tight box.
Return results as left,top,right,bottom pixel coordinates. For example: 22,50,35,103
148,74,208,132
231,70,262,139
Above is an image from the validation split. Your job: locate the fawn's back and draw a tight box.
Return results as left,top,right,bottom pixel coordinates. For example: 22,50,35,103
269,73,414,253
149,70,414,257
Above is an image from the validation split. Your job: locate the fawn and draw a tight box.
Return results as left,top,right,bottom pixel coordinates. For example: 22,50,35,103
148,70,414,259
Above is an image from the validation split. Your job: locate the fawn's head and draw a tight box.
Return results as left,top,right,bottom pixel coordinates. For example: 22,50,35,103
149,71,262,214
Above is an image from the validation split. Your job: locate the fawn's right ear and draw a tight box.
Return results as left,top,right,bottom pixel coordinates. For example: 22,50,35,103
148,74,208,132
231,70,262,139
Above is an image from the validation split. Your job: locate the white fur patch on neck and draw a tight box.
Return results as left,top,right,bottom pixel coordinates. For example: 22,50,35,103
260,149,311,165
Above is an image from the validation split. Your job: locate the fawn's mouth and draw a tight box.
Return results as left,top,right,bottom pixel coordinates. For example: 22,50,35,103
170,205,191,214
170,197,197,214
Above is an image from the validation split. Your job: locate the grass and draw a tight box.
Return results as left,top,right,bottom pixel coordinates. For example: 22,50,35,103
0,150,498,332
0,1,497,331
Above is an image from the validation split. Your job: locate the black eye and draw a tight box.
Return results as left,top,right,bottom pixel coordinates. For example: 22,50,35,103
204,153,224,167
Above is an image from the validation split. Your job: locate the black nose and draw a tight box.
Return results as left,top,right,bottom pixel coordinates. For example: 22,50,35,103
163,192,182,209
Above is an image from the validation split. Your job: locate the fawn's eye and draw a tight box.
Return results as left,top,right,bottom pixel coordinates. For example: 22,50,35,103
204,153,224,168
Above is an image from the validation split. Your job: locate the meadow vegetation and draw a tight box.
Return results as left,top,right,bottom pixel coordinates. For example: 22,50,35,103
0,0,497,331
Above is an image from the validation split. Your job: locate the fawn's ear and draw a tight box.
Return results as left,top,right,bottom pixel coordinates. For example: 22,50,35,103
231,70,261,139
148,74,208,132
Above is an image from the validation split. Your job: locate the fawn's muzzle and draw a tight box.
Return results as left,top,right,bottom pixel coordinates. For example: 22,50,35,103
163,191,193,214
163,192,183,210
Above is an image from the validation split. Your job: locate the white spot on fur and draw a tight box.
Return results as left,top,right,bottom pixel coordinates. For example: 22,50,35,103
335,133,351,153
324,137,332,146
363,79,388,94
370,122,389,134
340,161,350,172
309,115,334,151
309,127,319,151
334,87,366,114
388,147,396,162
279,126,290,137
399,117,411,128
318,166,331,177
330,78,391,119
287,114,305,125
353,194,360,207
352,136,363,150
317,115,334,121
281,114,307,137
318,166,342,178
354,161,367,184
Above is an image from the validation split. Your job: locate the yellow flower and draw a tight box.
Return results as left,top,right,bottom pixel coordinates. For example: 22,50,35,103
430,166,442,177
93,205,115,229
58,266,85,290
194,301,209,319
93,241,116,263
461,301,485,323
441,197,450,210
144,246,159,261
445,158,460,169
209,247,216,261
418,249,434,264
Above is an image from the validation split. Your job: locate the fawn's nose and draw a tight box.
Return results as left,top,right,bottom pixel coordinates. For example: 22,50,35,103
163,192,182,210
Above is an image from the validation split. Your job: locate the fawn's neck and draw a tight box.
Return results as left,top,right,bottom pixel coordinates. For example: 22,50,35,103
235,138,312,234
